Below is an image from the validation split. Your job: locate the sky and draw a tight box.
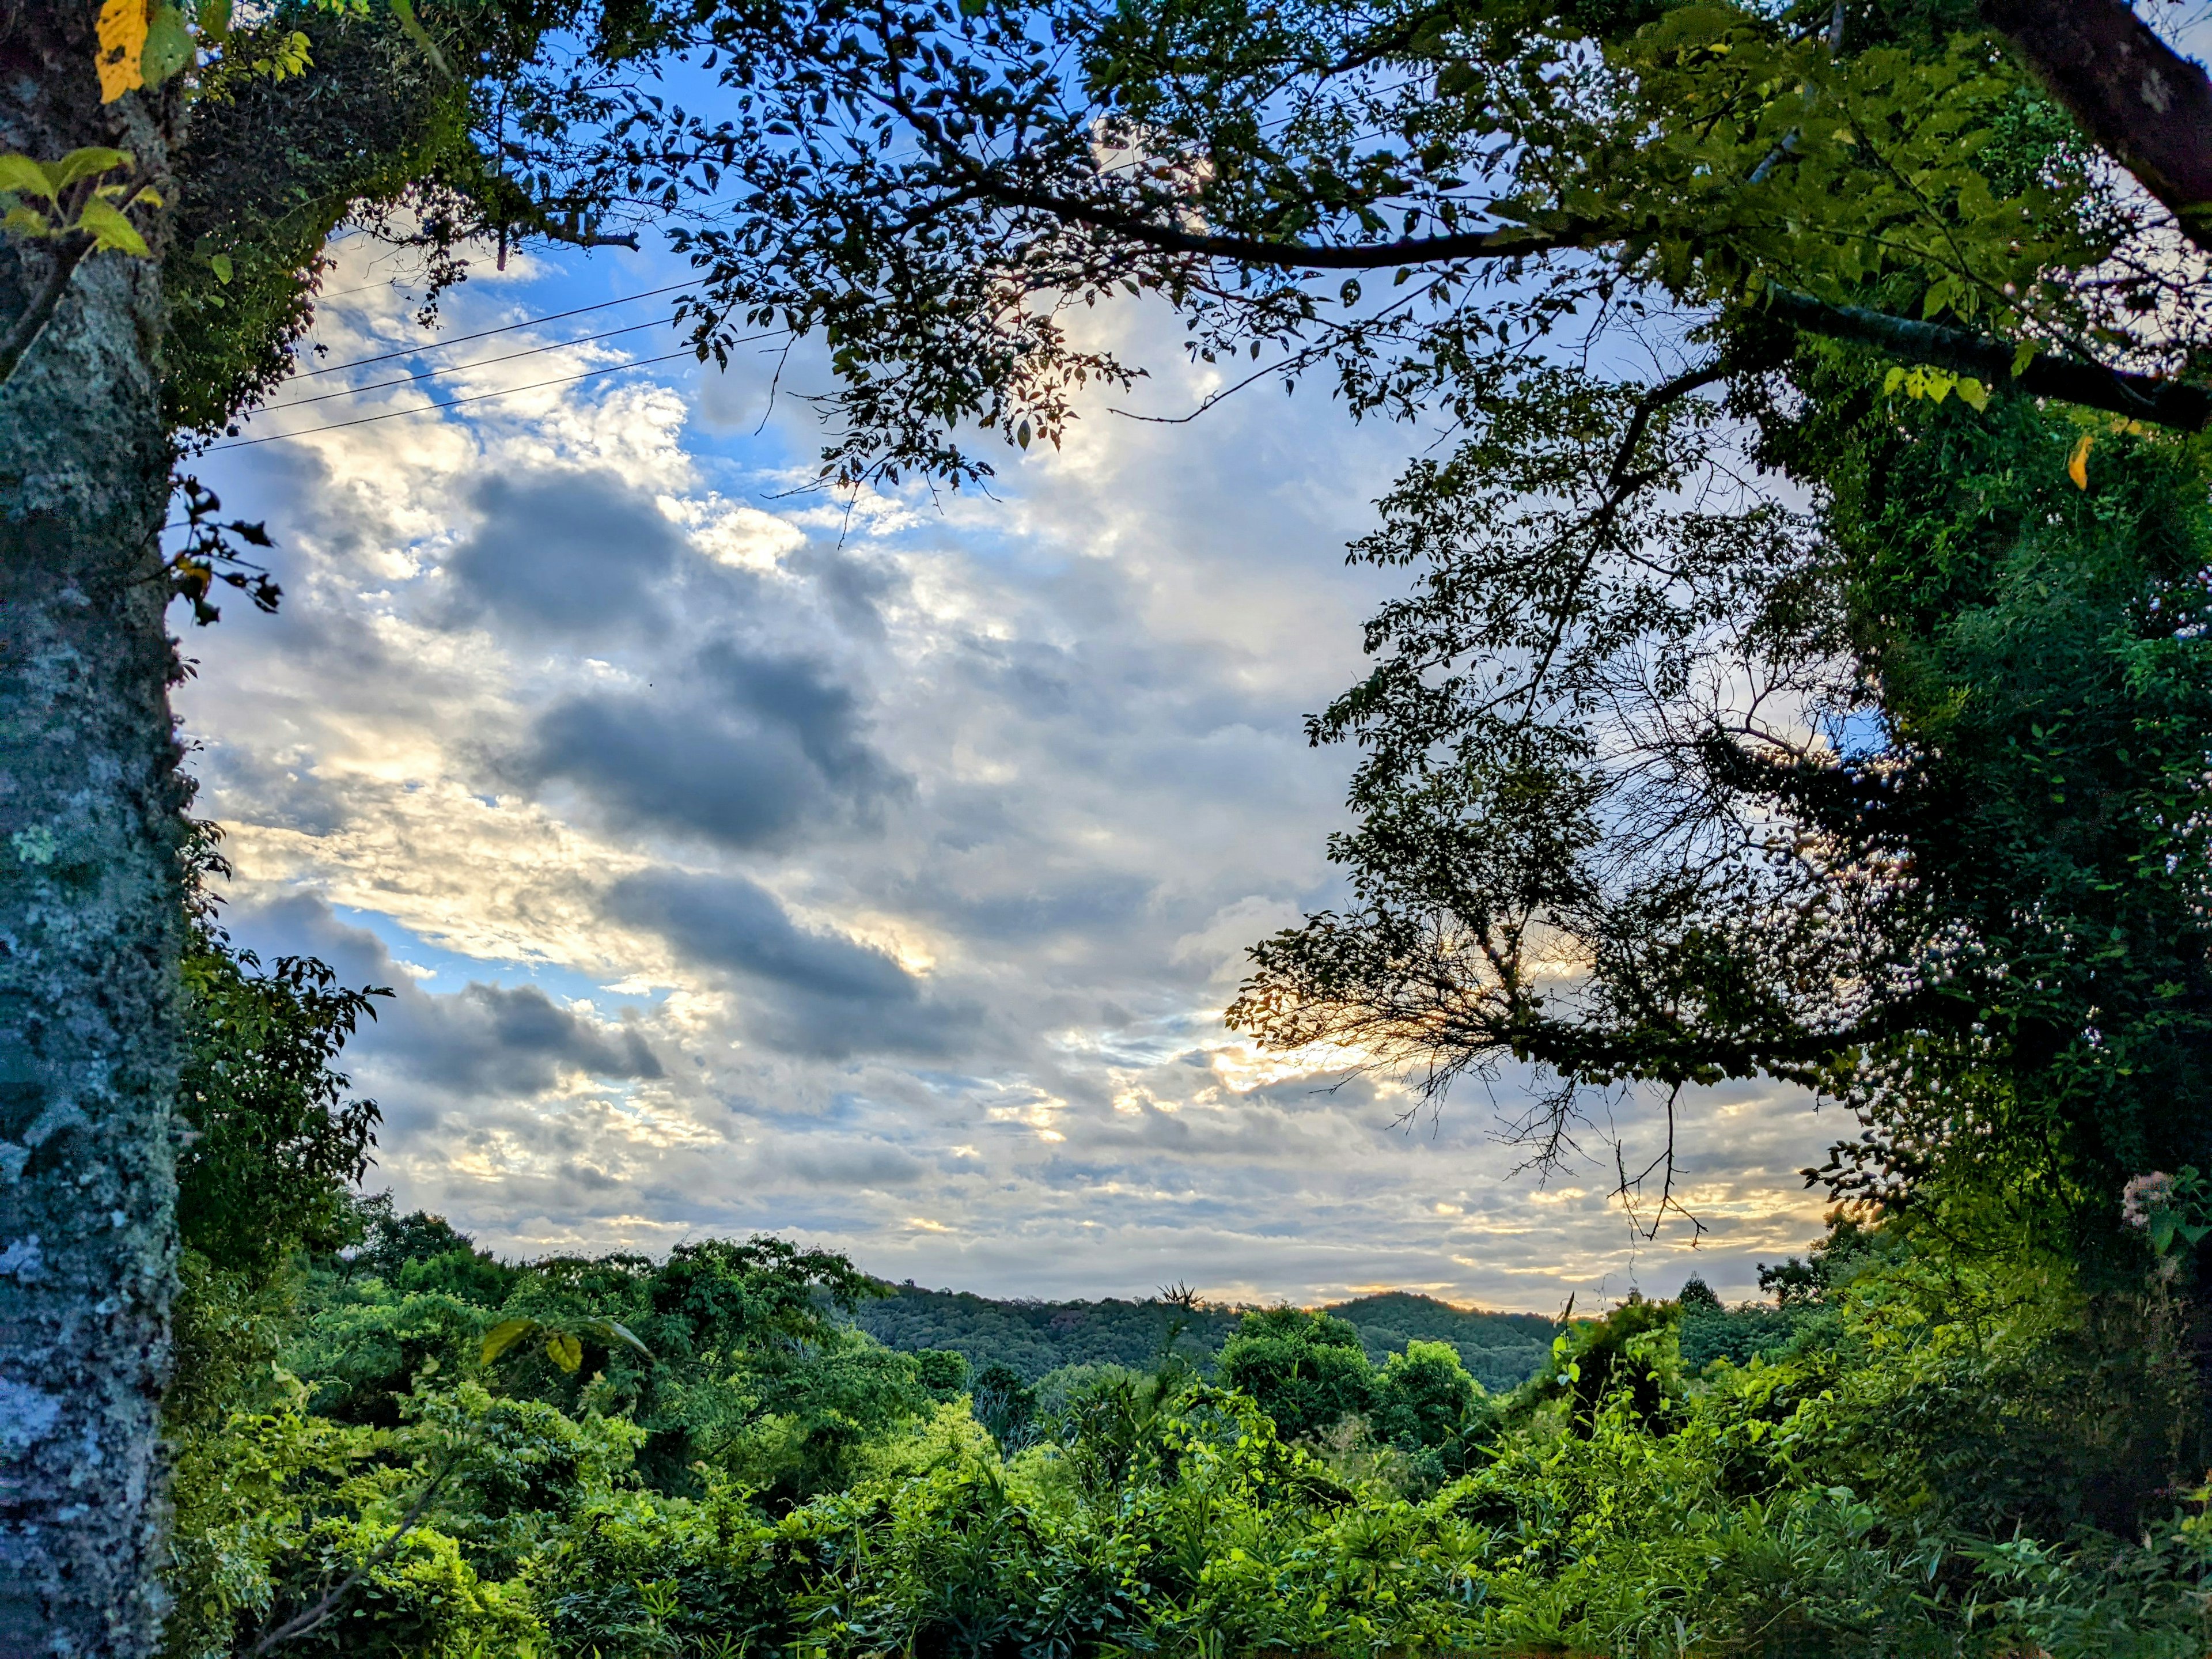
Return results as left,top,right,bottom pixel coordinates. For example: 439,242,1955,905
177,229,1838,1313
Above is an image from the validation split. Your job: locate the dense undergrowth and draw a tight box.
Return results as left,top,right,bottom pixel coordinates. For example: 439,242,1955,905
160,1182,2212,1659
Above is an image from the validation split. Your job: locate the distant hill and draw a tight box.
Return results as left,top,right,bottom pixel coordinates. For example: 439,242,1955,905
850,1284,1559,1394
1327,1292,1558,1391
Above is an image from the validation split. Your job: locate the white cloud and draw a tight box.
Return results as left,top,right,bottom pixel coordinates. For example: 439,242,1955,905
176,243,1839,1313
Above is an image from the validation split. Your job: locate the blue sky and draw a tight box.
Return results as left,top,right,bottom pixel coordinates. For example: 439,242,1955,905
175,226,1836,1310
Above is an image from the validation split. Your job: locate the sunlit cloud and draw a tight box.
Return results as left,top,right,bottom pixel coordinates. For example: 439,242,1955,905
176,241,1840,1312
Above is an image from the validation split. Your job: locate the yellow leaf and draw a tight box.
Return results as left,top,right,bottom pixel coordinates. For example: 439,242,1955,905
547,1332,584,1373
96,0,149,103
2067,431,2093,490
1956,377,1988,414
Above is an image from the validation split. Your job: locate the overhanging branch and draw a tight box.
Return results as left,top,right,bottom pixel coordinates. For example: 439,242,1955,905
1767,287,2212,431
980,181,1599,270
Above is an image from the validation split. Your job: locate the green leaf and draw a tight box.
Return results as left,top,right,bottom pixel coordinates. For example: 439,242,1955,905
480,1317,536,1366
197,0,230,40
546,1331,584,1373
141,5,194,89
208,251,232,283
2151,1215,2177,1254
1016,418,1031,449
3,206,52,237
0,154,56,202
48,147,131,190
385,0,449,75
593,1319,654,1360
1955,377,1987,413
74,196,148,256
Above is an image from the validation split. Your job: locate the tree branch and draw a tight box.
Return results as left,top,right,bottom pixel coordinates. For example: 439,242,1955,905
0,232,94,388
979,180,1599,270
247,1452,459,1654
1979,0,2212,255
1767,287,2212,431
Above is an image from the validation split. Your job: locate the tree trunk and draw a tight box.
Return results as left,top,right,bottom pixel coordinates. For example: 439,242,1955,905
0,8,184,1658
1980,0,2212,255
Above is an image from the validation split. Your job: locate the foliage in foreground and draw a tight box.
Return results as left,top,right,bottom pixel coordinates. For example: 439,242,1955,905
162,1175,2212,1659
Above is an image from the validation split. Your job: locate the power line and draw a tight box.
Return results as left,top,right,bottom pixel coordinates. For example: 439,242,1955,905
262,319,676,412
210,349,702,449
296,279,702,378
312,275,419,302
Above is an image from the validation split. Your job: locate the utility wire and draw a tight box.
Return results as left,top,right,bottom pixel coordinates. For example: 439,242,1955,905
211,349,702,449
262,319,675,412
296,279,702,378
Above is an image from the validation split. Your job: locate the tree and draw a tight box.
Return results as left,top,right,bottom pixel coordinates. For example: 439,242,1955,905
174,828,388,1283
1217,1307,1375,1440
571,0,2212,1229
0,4,650,1648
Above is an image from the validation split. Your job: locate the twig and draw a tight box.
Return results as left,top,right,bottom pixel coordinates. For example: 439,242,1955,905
0,231,93,388
247,1449,461,1654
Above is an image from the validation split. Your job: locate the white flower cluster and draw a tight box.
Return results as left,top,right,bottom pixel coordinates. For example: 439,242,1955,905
2121,1171,2177,1230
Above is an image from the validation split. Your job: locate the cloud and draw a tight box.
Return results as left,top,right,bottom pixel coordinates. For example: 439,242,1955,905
175,255,1842,1310
438,468,690,635
606,869,970,1057
230,893,662,1101
522,639,906,850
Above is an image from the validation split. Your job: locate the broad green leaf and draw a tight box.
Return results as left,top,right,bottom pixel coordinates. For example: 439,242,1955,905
75,196,149,256
480,1317,536,1366
1955,377,1987,414
593,1319,654,1359
2150,1214,2176,1253
0,155,54,202
546,1331,584,1373
48,147,131,190
3,206,52,236
209,252,232,283
197,0,230,40
141,5,195,89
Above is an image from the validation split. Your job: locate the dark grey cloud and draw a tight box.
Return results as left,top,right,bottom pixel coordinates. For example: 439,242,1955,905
607,869,971,1058
441,469,687,633
766,1141,929,1188
522,639,904,849
230,894,662,1101
608,869,912,1002
405,981,663,1094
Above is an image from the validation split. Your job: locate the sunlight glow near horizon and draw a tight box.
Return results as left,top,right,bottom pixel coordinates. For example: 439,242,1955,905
176,236,1835,1313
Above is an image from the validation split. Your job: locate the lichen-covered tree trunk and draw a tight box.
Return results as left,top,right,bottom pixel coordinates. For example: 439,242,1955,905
0,7,184,1658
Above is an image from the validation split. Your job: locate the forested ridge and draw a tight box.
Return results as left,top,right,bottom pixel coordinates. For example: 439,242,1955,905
851,1284,1558,1392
